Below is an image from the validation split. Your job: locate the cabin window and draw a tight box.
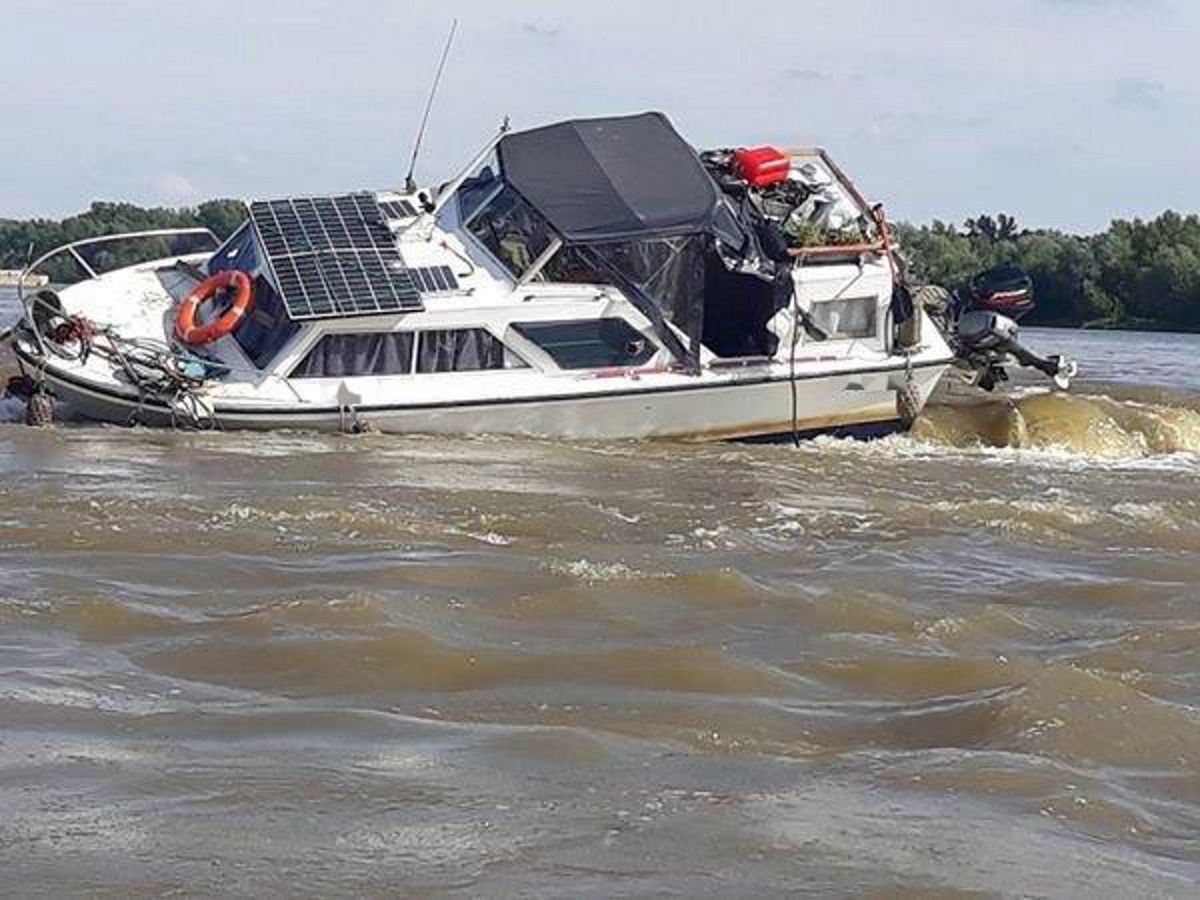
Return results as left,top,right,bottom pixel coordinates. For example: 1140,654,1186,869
291,332,415,378
810,297,877,340
512,319,657,369
466,185,555,280
416,328,528,373
207,224,257,275
456,152,501,223
539,245,611,285
235,280,300,369
206,225,300,369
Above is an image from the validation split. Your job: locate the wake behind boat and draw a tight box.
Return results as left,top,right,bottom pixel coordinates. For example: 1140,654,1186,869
5,112,1074,439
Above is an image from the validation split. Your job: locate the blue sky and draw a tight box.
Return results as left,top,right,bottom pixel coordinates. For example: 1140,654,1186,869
1,0,1195,231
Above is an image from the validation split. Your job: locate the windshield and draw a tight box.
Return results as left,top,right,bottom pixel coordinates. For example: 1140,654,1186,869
465,184,556,281
455,150,501,223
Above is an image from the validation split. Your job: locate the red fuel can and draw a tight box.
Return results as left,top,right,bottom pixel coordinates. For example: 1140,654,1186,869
734,146,790,188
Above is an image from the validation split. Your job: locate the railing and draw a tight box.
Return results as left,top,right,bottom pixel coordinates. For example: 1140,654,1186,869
780,147,895,263
17,227,219,355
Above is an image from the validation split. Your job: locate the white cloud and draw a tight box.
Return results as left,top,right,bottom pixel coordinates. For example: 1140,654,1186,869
1110,77,1167,110
3,0,1198,230
155,173,199,203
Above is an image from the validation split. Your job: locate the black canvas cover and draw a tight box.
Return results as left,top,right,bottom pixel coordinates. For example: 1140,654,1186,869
497,112,724,242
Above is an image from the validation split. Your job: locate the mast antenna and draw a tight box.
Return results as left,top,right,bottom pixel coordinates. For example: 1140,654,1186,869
405,18,458,195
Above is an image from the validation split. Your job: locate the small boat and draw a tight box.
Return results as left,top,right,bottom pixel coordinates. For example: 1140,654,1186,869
5,112,1073,439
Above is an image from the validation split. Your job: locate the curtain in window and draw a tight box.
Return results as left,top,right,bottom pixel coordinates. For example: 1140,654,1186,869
292,332,414,378
416,329,507,373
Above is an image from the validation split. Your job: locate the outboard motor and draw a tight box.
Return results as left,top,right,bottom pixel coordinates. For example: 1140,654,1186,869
968,265,1035,319
940,266,1077,391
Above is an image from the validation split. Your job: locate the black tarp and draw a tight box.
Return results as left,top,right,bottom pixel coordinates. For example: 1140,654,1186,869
493,112,778,371
497,112,725,243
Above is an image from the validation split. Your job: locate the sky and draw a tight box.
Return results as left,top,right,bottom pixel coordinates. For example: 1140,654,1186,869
1,0,1196,232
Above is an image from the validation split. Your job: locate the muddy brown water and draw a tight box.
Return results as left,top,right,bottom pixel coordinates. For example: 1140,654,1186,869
2,295,1199,896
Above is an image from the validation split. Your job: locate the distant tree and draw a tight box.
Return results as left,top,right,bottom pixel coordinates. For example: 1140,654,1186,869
896,210,1200,330
197,199,248,240
4,200,1199,331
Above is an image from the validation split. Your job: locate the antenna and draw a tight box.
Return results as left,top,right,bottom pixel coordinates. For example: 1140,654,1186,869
404,18,458,195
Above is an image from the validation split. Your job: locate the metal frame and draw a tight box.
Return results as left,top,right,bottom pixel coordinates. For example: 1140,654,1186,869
431,127,510,219
17,227,219,355
780,147,891,261
515,237,564,288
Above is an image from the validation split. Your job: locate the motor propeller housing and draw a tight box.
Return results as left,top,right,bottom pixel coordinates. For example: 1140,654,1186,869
955,308,1076,391
920,266,1078,392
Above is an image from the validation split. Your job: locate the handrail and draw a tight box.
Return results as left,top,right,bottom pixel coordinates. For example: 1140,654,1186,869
17,227,219,355
788,241,889,260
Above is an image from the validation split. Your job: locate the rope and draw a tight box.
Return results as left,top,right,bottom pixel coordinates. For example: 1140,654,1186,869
23,293,215,429
789,258,806,447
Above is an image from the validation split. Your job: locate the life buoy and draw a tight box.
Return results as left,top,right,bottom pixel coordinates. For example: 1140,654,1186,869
174,270,254,345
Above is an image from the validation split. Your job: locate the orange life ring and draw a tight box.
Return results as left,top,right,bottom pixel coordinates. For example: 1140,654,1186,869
175,270,254,345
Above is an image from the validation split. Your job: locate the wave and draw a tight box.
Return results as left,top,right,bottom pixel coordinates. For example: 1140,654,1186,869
914,391,1200,458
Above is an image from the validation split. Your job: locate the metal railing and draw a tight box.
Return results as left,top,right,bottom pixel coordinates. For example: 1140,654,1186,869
16,227,219,355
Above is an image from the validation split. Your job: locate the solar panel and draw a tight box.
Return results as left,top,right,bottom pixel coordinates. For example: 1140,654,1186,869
379,199,418,220
249,193,423,321
410,265,460,294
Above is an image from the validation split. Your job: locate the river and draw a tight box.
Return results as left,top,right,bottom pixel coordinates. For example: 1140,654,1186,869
1,287,1198,896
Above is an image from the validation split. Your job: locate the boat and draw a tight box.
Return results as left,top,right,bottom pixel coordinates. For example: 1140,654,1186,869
4,112,1074,439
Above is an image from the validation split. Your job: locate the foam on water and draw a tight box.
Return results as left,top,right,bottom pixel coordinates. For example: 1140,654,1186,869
915,390,1200,459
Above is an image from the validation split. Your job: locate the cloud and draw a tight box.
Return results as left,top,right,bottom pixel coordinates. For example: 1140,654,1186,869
521,22,560,40
782,68,829,82
155,173,199,202
1040,0,1163,7
5,0,1200,230
1110,77,1166,110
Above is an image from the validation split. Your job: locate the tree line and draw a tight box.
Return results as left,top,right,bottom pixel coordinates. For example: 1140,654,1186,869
3,201,1199,331
894,212,1200,331
0,200,246,283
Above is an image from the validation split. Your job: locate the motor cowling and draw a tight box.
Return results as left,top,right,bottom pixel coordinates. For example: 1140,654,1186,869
968,265,1035,319
957,309,1020,352
954,308,1076,391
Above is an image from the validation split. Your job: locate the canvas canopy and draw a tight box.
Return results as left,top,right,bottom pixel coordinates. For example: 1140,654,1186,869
496,112,728,243
487,112,778,369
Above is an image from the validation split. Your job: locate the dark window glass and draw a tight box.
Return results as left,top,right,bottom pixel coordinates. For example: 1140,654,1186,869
456,159,500,223
512,319,656,369
291,332,415,378
205,225,299,369
810,297,877,339
466,185,554,279
207,224,257,276
416,329,527,373
235,278,300,369
539,245,611,285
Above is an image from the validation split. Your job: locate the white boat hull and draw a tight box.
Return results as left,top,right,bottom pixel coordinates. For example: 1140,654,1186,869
25,348,948,441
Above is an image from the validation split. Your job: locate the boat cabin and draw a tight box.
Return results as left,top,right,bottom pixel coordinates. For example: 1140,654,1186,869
193,112,897,391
